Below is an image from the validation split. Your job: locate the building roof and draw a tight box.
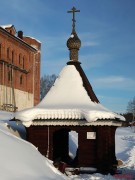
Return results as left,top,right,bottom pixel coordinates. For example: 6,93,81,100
30,119,123,127
15,8,125,127
0,25,37,52
15,62,125,127
1,24,15,29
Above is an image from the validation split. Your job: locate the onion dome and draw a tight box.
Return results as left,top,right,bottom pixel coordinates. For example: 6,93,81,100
67,31,81,50
67,7,81,62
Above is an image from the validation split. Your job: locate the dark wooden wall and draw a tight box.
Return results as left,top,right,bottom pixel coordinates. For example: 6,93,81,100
96,126,117,173
77,126,97,167
26,125,117,173
26,126,49,156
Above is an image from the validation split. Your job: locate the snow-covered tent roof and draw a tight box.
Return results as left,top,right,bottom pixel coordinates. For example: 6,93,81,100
15,12,125,127
15,62,125,127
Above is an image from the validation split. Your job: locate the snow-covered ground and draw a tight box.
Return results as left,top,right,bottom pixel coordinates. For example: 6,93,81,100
69,127,135,170
115,127,135,179
69,127,135,179
0,116,135,179
0,121,67,180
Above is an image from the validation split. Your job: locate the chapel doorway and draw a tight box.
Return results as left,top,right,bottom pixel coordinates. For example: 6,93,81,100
53,129,69,163
53,129,79,166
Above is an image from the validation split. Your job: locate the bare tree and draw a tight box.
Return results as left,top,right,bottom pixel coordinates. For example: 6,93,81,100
127,97,135,122
40,74,57,100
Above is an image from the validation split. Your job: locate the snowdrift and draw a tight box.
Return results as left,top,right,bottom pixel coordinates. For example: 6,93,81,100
0,123,67,180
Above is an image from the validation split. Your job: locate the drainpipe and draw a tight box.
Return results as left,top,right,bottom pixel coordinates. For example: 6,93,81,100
2,62,5,105
11,67,16,112
46,126,50,158
5,65,8,106
33,53,35,106
33,51,39,106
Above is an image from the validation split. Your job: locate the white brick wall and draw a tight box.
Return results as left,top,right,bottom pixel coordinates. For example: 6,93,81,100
0,85,34,111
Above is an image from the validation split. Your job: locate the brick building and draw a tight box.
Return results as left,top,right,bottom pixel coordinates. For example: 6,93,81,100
0,25,41,112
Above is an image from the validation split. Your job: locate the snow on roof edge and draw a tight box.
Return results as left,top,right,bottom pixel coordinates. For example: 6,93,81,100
1,24,13,29
15,107,125,127
24,36,41,44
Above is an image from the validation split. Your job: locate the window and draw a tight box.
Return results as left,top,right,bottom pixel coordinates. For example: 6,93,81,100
8,71,12,81
19,54,21,65
20,75,23,84
35,82,37,91
22,56,25,69
36,66,38,75
12,51,14,63
7,48,10,59
8,71,10,81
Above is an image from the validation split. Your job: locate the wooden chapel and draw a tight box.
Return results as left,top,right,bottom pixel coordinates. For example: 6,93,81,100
16,7,125,174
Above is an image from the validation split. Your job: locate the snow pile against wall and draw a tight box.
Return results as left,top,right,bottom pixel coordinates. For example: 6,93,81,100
15,65,124,126
0,110,14,120
0,123,67,180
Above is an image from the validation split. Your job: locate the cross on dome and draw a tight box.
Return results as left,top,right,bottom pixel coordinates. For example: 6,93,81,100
67,7,80,33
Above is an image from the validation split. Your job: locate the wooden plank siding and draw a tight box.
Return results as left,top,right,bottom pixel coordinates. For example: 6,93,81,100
26,125,117,173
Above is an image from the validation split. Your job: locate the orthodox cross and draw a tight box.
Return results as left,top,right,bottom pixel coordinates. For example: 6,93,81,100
67,7,80,33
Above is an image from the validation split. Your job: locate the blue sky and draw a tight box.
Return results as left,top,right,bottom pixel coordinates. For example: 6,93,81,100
0,0,135,113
